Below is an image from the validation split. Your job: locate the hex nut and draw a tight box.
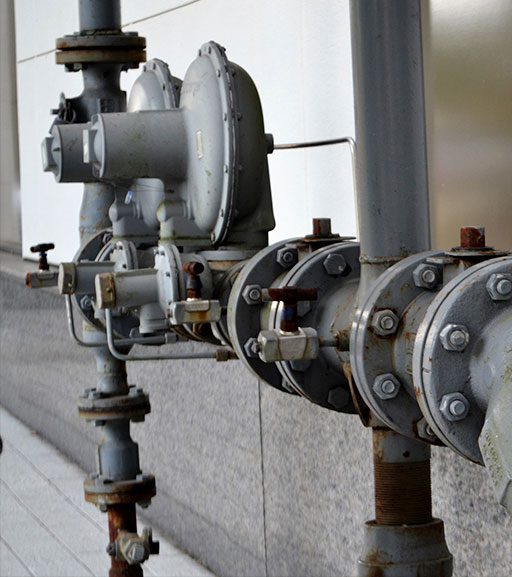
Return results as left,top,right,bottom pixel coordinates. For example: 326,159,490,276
242,284,262,305
486,273,512,301
327,387,350,409
323,253,347,277
243,337,260,358
373,374,401,400
439,392,470,422
416,418,437,441
439,324,470,352
371,309,400,336
413,263,441,289
276,247,298,269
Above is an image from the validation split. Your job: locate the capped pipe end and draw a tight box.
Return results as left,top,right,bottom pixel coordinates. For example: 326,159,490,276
95,273,117,309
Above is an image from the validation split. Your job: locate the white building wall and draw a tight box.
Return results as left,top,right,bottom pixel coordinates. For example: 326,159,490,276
15,0,355,264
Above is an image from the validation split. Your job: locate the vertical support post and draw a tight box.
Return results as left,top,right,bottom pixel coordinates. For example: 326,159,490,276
349,1,452,575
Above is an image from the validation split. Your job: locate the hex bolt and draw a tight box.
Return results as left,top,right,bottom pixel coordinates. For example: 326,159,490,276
127,542,146,564
439,324,470,352
413,263,441,289
439,392,470,422
373,374,401,400
242,284,262,305
80,295,93,311
244,337,260,358
371,309,400,337
276,247,298,269
486,273,512,301
323,253,347,277
327,387,350,409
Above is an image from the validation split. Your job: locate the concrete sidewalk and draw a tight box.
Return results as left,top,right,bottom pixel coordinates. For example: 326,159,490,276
0,406,215,577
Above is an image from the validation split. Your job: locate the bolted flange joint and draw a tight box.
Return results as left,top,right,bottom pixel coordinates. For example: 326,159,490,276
413,263,442,290
373,374,401,400
439,392,470,422
439,324,470,352
371,309,400,337
322,253,347,277
486,273,512,301
276,247,298,269
242,284,263,305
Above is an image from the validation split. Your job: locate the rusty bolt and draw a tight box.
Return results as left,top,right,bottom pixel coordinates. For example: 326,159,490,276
371,309,400,337
327,387,350,409
460,226,486,249
276,247,298,269
242,284,262,305
244,337,260,358
486,273,512,301
440,324,470,352
413,263,441,290
323,253,347,277
373,374,401,400
440,392,470,422
312,218,332,236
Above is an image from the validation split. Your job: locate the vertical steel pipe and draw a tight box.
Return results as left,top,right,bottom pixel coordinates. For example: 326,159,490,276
349,2,452,575
351,0,431,291
79,0,121,32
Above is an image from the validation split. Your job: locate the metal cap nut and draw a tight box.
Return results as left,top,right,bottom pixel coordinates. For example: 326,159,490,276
276,247,298,269
486,273,512,301
371,309,400,336
439,324,470,352
439,392,470,422
413,263,441,289
242,284,262,305
323,253,347,276
373,374,401,400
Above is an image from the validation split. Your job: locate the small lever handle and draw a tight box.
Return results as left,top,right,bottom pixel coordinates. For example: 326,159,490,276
183,261,204,299
263,286,317,333
30,243,55,271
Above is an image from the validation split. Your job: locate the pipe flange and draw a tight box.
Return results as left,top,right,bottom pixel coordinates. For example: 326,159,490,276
78,386,150,423
227,239,303,394
271,242,360,412
414,256,512,463
351,251,447,439
56,32,146,70
84,473,156,508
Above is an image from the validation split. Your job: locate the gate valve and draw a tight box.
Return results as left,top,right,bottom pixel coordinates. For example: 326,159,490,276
168,261,221,325
257,286,319,363
25,243,59,288
30,242,55,271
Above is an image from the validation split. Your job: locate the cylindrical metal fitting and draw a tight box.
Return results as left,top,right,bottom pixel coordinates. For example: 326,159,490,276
79,0,121,32
84,111,188,182
95,269,159,310
373,429,432,526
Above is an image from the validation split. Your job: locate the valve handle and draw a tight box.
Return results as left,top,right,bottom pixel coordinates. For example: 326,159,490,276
29,243,55,271
263,286,317,333
183,261,204,299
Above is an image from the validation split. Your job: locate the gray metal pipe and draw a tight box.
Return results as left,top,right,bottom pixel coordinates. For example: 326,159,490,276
350,0,431,278
79,0,121,32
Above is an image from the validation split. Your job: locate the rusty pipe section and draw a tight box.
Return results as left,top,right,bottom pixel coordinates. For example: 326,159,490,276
108,506,143,577
372,428,432,526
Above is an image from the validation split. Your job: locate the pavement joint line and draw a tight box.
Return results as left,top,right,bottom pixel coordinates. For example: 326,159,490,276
0,534,37,577
2,436,108,535
0,478,96,576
